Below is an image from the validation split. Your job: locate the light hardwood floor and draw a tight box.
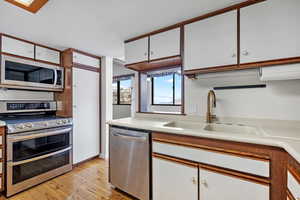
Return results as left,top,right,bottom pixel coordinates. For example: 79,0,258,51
1,158,134,200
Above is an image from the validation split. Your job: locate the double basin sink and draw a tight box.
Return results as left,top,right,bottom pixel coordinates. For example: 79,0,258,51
163,121,264,136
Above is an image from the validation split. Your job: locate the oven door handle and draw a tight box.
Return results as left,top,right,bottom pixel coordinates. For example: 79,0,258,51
8,127,72,142
9,147,72,166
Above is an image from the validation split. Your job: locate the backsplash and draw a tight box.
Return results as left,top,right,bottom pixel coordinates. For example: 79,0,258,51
185,78,300,121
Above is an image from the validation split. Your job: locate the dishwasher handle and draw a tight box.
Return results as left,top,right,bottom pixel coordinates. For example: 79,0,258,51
112,132,148,141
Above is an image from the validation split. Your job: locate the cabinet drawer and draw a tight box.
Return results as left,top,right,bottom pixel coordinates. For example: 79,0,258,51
73,52,100,68
36,46,60,64
153,141,269,177
2,36,35,58
288,170,300,200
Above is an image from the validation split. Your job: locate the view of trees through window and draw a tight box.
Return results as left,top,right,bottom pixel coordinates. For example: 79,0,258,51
113,78,132,105
152,73,182,105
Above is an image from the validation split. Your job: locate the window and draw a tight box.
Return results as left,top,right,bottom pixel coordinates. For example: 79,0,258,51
5,0,49,13
113,78,132,105
152,73,182,105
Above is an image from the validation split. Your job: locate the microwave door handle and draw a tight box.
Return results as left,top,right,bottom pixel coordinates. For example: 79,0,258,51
54,69,58,86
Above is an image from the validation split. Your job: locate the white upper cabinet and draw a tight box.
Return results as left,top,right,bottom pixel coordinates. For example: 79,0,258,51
149,28,181,60
125,37,149,65
36,46,60,64
184,10,237,70
199,168,269,200
153,157,198,200
73,52,100,68
240,0,300,63
2,36,35,59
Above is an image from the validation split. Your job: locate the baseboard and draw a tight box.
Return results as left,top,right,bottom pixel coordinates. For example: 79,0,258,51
72,155,100,167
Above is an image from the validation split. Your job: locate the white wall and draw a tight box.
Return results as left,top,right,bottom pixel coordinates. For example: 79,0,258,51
185,77,300,121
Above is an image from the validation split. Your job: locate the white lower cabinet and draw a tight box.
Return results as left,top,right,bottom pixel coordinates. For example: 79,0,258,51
152,157,198,200
199,168,269,200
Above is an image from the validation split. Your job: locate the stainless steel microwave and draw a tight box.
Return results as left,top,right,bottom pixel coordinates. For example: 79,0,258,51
1,55,64,90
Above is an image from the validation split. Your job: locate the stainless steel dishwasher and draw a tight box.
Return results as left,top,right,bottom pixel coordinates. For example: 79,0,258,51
109,126,150,200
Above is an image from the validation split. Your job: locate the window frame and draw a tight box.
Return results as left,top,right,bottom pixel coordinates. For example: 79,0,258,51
113,78,132,106
151,73,182,106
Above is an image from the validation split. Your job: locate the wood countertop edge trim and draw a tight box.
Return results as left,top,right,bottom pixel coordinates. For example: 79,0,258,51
152,137,270,162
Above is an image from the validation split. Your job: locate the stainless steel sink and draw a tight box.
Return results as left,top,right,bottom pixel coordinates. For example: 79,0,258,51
204,123,263,136
163,121,204,130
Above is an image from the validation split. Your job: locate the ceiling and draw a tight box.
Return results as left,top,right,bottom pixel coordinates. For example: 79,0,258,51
0,0,247,59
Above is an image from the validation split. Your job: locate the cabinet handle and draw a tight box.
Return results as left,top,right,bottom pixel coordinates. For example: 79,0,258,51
191,177,197,185
242,50,249,56
73,105,77,109
200,179,208,188
150,51,154,55
231,53,236,58
144,52,148,56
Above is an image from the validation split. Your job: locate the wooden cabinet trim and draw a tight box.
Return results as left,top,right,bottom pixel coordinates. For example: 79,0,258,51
1,33,62,66
199,163,270,186
0,52,61,66
1,33,61,52
73,63,100,73
153,152,270,186
288,166,300,185
125,0,265,43
152,137,270,162
127,56,182,72
66,48,101,60
152,132,287,200
152,153,198,168
287,189,297,200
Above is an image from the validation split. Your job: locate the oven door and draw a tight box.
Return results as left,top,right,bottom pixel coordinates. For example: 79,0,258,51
6,127,73,197
1,54,64,90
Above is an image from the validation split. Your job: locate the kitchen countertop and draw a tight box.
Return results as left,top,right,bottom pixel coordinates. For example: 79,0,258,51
0,121,6,127
108,113,300,164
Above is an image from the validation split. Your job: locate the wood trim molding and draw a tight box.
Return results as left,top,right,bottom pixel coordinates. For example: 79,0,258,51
287,189,296,200
288,166,300,185
152,136,270,161
152,132,287,200
4,0,49,13
73,63,100,73
1,33,62,52
66,48,101,59
113,73,135,80
125,0,266,43
199,163,270,186
0,52,61,66
153,152,198,168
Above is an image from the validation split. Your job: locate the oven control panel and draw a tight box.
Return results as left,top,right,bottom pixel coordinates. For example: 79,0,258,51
7,118,73,134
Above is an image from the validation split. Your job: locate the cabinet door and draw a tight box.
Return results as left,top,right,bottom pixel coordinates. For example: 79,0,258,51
73,52,100,68
2,36,34,58
153,157,198,200
150,28,180,60
72,68,100,164
199,168,269,200
35,46,60,64
184,11,237,70
240,0,300,63
125,37,148,65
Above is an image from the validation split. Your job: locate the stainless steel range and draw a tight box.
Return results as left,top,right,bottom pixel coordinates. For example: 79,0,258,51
0,101,73,197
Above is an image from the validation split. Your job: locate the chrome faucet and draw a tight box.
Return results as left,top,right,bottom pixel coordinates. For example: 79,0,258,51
206,90,216,123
